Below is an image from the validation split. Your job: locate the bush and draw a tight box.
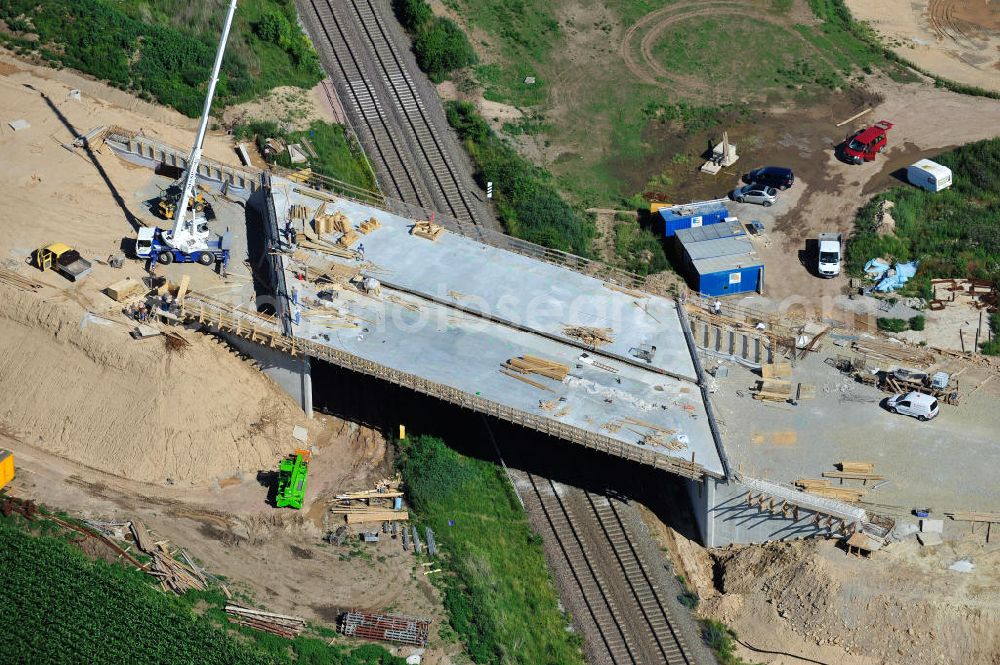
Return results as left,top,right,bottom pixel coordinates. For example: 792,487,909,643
393,0,476,81
877,317,909,333
909,315,926,331
393,0,432,31
414,17,478,82
254,11,291,47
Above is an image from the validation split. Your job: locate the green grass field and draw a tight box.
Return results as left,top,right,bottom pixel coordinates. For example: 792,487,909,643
0,512,405,665
396,435,584,665
438,0,911,208
0,0,322,116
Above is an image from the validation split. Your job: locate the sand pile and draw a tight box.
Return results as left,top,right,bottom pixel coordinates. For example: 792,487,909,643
0,284,307,485
703,539,1000,664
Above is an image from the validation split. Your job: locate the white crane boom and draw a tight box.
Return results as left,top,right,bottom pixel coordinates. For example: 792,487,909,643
167,0,238,253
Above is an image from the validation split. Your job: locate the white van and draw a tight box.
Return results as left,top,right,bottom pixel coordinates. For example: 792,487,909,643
906,159,952,193
886,391,939,421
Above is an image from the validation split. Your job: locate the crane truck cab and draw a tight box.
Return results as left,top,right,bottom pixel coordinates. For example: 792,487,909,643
817,232,842,278
839,120,893,164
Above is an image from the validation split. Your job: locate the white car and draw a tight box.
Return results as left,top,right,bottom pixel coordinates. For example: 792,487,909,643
886,391,939,421
731,183,777,207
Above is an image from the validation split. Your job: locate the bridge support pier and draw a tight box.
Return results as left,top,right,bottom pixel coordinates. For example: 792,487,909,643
688,475,865,547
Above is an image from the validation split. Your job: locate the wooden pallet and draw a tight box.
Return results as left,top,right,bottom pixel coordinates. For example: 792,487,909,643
411,221,444,241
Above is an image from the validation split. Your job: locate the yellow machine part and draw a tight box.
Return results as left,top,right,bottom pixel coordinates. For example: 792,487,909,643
158,193,206,220
0,449,14,491
649,201,673,213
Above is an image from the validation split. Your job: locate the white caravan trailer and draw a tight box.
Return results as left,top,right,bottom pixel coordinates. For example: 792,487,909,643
907,159,952,192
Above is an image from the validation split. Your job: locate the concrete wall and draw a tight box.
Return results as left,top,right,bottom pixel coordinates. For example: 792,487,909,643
221,332,312,417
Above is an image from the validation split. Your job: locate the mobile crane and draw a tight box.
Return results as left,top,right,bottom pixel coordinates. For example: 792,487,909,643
135,0,237,269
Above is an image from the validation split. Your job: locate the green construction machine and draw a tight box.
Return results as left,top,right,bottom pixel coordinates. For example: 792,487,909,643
275,449,310,509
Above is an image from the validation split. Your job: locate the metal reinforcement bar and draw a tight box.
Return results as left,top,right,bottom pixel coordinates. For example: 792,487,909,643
177,292,708,480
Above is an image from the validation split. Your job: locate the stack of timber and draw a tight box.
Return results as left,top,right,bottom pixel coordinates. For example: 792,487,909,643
562,325,614,347
329,505,409,525
794,479,865,503
411,220,445,242
130,521,207,594
0,267,44,292
329,475,408,525
839,462,875,474
501,355,571,391
289,204,311,221
338,229,360,247
225,604,306,638
752,379,794,402
852,339,935,366
760,362,792,379
358,217,381,234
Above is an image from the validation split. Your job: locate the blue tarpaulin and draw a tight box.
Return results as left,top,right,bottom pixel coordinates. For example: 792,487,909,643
864,258,891,280
875,260,918,292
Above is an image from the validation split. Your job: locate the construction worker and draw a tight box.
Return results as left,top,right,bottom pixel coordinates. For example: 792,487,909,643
713,300,722,316
357,243,365,261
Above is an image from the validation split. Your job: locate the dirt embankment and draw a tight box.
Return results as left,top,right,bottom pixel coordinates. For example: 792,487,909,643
0,284,308,485
699,539,1000,665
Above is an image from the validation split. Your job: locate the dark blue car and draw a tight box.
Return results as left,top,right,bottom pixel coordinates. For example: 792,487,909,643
744,166,794,190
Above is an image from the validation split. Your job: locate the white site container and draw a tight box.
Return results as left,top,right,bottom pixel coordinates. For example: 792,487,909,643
907,159,952,192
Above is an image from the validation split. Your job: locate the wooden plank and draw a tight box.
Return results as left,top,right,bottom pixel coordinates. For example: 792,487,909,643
500,367,555,392
130,521,154,553
822,471,886,481
176,275,191,304
760,362,792,379
839,462,875,474
342,510,410,525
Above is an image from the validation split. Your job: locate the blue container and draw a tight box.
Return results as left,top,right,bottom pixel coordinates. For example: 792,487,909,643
660,205,729,237
690,252,764,297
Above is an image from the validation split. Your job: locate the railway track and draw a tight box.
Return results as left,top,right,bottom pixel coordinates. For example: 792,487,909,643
521,471,696,665
299,0,491,228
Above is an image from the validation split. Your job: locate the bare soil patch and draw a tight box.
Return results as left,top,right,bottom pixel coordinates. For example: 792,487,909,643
846,0,1000,93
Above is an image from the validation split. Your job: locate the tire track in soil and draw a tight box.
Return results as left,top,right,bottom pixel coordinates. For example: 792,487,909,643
621,1,841,101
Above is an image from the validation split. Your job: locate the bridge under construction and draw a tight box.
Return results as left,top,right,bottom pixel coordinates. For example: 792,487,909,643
106,130,876,548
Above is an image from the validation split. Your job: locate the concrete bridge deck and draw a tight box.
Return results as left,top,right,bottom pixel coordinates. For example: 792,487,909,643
272,180,725,479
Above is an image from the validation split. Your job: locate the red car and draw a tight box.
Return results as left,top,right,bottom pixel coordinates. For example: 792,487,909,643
839,120,893,164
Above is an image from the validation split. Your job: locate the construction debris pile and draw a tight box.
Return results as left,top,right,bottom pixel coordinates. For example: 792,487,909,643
563,325,614,347
339,610,430,647
930,278,996,312
225,604,306,638
130,521,209,594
